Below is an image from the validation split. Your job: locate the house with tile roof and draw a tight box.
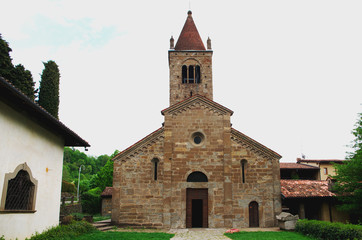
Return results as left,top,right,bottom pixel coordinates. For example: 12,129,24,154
279,160,349,223
297,158,344,180
112,11,282,229
0,76,89,240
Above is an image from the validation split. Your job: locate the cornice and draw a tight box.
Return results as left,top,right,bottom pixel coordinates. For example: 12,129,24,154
112,127,164,162
162,95,233,117
231,128,281,160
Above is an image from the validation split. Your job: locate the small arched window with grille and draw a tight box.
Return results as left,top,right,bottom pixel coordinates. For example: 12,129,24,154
241,159,247,183
181,65,201,84
0,163,38,213
187,171,208,182
151,158,160,181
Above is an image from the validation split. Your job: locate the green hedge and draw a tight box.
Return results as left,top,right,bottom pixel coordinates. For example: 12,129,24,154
295,219,362,240
81,191,101,215
26,221,97,240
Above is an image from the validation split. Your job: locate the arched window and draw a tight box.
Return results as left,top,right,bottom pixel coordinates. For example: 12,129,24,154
181,64,201,84
188,65,194,83
195,65,201,83
151,158,160,181
1,163,38,212
182,65,187,83
241,159,247,183
187,171,208,182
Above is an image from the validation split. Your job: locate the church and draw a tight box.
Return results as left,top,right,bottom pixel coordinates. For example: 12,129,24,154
112,11,282,229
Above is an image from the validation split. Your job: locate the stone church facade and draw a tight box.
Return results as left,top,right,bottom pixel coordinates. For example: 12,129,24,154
112,11,282,229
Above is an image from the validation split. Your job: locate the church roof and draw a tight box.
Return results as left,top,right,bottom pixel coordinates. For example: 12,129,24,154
161,95,233,116
174,11,206,51
231,128,282,160
0,76,89,147
112,127,164,161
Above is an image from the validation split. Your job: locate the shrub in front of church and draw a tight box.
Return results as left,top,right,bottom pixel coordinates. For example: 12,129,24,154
295,219,362,240
26,221,97,240
81,187,102,215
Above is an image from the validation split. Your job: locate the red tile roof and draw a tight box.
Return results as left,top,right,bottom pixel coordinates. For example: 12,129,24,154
280,163,319,169
101,187,113,197
297,158,344,164
174,11,206,51
281,180,335,198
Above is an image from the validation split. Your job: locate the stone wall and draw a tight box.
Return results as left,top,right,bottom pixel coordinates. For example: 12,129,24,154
163,105,231,228
168,50,213,105
101,197,112,216
112,131,165,228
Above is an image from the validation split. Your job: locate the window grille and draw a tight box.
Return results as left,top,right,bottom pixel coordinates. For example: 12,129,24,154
5,170,35,211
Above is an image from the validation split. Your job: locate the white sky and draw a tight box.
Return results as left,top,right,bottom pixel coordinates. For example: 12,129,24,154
1,0,361,162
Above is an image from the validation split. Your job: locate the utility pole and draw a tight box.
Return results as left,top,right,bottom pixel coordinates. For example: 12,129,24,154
77,165,85,202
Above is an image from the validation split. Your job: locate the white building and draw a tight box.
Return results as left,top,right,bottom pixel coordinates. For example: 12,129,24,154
0,77,89,240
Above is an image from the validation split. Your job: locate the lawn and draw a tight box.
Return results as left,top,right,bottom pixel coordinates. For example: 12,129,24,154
72,231,175,240
225,231,315,240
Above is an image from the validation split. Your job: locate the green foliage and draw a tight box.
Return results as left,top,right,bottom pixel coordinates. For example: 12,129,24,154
13,64,37,100
73,231,174,240
0,34,36,100
295,219,362,240
61,180,76,193
81,190,101,215
333,112,362,222
26,221,97,240
38,60,60,119
225,231,315,240
91,159,114,191
0,34,14,81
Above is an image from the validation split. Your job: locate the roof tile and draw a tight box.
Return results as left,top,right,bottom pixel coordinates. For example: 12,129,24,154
174,11,206,51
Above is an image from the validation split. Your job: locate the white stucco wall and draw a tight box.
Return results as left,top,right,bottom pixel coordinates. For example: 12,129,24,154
0,101,64,240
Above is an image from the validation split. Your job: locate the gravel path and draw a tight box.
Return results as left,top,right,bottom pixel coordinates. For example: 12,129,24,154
169,228,230,240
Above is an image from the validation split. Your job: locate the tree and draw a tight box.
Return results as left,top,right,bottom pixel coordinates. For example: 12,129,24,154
38,60,60,119
13,64,36,100
333,113,362,222
0,34,14,81
0,34,36,100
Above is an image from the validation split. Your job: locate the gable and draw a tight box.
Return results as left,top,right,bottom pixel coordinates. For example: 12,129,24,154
161,95,233,117
112,127,164,161
231,128,281,160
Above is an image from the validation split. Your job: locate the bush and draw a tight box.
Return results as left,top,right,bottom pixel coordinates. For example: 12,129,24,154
81,190,101,215
26,221,97,240
61,180,76,193
295,219,362,240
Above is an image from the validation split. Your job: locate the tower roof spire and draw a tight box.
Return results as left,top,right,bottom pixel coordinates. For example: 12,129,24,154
174,11,206,51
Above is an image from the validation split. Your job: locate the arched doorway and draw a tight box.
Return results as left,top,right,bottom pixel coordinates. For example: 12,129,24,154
186,171,208,228
249,201,259,227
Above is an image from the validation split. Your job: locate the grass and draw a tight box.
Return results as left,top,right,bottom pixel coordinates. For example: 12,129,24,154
71,213,111,222
72,231,175,240
225,231,316,240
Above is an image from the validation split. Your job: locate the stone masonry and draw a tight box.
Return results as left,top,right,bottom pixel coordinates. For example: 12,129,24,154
111,11,281,229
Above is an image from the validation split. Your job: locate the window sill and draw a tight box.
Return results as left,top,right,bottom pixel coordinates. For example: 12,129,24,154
0,210,36,214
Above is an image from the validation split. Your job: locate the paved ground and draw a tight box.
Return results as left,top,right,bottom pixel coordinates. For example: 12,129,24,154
169,227,280,240
169,228,229,240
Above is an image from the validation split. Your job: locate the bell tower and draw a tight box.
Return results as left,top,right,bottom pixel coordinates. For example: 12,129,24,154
168,11,213,106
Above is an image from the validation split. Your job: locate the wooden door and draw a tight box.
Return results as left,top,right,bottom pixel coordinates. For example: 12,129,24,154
186,188,208,228
249,201,259,227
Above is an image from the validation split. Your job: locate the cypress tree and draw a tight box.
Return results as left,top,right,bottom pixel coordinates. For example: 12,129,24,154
0,34,15,81
38,60,60,119
13,64,36,101
0,34,36,100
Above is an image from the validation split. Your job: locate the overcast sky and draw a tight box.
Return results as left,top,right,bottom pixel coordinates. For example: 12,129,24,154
1,0,361,162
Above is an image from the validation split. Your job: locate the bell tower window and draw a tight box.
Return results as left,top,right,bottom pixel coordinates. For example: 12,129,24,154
181,64,201,84
182,65,187,83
